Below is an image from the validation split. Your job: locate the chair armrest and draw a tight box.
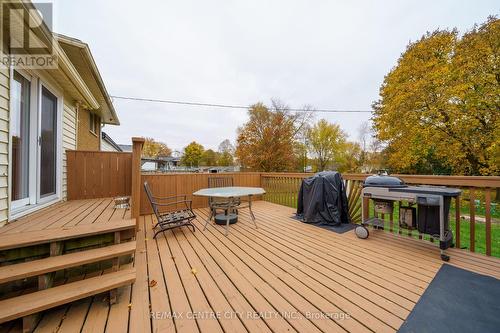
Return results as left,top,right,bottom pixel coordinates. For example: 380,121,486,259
153,200,192,207
153,194,187,201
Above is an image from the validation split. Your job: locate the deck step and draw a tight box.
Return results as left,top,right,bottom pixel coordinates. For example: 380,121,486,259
0,219,136,251
0,268,136,324
0,241,136,284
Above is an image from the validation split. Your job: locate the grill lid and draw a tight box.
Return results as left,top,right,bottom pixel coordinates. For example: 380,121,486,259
363,172,407,188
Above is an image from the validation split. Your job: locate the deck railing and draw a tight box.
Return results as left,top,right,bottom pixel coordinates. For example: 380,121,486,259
261,172,500,257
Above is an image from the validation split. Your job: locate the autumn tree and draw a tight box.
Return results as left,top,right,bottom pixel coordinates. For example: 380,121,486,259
337,141,363,173
373,17,499,175
236,101,312,171
217,139,235,166
293,141,309,172
201,149,219,166
364,137,385,173
142,137,172,158
357,121,371,170
181,141,204,167
307,119,347,171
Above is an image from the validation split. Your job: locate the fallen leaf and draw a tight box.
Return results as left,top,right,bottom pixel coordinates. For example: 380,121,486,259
191,268,198,275
149,279,157,287
128,303,132,309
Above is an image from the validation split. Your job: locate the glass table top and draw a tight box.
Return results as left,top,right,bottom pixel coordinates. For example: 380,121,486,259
193,187,266,198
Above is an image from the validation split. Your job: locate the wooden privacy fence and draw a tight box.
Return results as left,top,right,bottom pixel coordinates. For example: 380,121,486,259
139,173,261,215
66,150,132,200
261,172,500,257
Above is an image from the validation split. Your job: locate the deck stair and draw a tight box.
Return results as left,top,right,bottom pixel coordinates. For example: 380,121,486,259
0,219,137,332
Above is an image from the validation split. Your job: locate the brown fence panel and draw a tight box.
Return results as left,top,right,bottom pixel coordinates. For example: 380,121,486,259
66,150,132,200
139,172,262,215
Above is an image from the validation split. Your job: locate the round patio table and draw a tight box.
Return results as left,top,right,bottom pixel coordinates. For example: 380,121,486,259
193,186,266,236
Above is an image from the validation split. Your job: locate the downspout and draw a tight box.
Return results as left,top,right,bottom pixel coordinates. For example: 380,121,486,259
75,101,81,149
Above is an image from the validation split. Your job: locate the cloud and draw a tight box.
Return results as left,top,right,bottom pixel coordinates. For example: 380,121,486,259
53,0,498,150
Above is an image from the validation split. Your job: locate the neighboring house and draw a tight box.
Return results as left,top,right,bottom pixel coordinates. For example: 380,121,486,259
141,156,181,171
0,1,119,225
101,132,122,152
118,144,132,152
163,156,181,169
141,158,160,171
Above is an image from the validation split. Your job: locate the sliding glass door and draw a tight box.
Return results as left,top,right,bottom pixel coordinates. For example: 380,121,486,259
10,71,61,214
39,87,58,198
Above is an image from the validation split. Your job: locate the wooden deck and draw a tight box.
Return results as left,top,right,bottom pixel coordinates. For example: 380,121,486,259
2,200,500,332
0,198,131,236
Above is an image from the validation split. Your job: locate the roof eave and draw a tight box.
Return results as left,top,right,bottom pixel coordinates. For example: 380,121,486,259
54,34,119,125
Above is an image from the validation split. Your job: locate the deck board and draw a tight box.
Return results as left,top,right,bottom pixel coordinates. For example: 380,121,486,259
232,210,418,308
144,215,176,333
1,200,499,332
212,210,408,323
128,214,152,333
0,199,131,235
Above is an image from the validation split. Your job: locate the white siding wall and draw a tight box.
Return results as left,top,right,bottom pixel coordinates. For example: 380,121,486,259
101,139,120,152
62,104,77,200
0,68,9,226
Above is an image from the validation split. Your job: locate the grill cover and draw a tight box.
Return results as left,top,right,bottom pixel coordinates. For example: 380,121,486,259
297,171,350,225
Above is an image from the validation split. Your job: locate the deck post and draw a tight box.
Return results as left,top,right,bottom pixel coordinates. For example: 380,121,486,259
24,241,63,332
109,231,121,305
131,137,145,231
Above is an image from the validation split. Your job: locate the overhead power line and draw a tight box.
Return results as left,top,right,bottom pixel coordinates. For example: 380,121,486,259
110,95,373,113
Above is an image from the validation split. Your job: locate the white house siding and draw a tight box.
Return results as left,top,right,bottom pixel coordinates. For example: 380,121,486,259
142,161,157,171
0,68,9,226
62,104,77,200
101,139,119,152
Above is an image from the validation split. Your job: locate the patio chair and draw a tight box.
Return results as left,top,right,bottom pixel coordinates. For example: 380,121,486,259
144,182,196,238
207,176,241,218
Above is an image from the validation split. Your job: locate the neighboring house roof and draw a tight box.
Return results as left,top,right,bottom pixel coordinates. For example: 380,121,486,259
142,157,163,163
161,156,181,162
118,144,133,152
55,34,120,125
142,156,178,163
101,132,122,151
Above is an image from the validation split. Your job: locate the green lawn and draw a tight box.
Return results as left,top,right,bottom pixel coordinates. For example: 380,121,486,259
264,192,500,258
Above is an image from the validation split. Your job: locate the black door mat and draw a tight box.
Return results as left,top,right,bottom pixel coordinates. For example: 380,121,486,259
399,264,500,333
291,215,357,234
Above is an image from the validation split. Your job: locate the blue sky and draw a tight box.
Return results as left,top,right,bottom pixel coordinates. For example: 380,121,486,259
49,0,499,151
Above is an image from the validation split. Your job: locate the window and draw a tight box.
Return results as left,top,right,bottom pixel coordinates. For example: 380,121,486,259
89,112,99,134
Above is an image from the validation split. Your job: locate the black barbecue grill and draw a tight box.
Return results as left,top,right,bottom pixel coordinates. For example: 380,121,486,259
356,172,461,261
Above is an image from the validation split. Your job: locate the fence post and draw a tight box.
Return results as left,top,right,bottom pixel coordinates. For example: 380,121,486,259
131,137,145,231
